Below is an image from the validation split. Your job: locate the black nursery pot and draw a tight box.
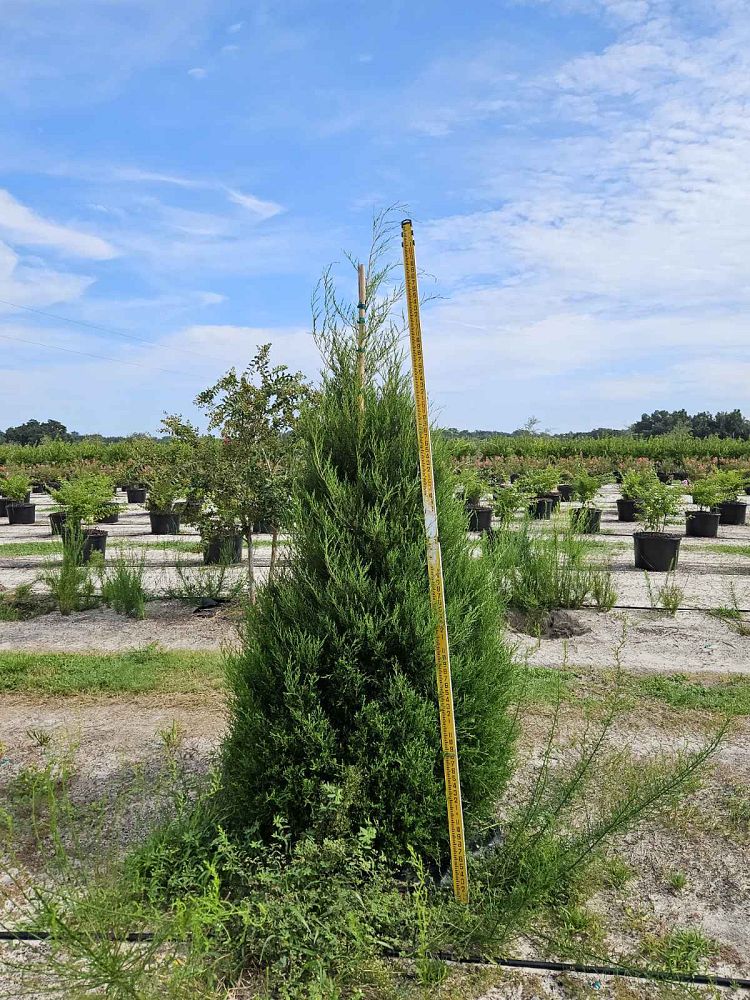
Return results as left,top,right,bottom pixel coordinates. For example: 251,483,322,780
49,510,68,536
98,505,120,525
7,503,36,525
0,497,9,518
540,491,561,510
150,511,180,535
633,532,681,572
466,504,493,533
716,501,747,526
685,510,720,538
529,498,553,520
571,507,602,534
557,483,574,502
202,532,243,565
82,528,108,563
126,487,147,504
617,498,641,522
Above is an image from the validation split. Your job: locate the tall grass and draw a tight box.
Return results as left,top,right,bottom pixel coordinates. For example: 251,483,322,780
486,520,617,621
99,548,148,619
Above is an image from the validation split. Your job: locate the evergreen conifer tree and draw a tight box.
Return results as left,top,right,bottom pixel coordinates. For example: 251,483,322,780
221,217,516,864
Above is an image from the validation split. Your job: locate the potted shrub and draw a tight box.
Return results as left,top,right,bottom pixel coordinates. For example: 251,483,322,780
711,470,747,526
633,479,683,571
3,474,35,524
618,468,655,522
491,482,529,528
686,478,722,538
49,474,115,562
519,468,559,519
460,467,492,533
198,511,244,565
570,471,603,534
144,466,185,535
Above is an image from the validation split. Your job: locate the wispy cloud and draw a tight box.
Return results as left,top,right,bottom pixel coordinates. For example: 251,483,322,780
0,189,116,260
225,189,284,219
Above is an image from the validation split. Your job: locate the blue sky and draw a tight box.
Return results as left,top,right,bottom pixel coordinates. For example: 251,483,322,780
1,0,748,434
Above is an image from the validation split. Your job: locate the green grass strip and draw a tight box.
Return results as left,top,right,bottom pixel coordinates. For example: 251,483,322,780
703,544,750,558
634,673,750,715
0,648,225,695
0,541,62,557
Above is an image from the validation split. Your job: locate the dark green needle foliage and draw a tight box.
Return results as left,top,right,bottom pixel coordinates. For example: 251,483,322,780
221,215,517,865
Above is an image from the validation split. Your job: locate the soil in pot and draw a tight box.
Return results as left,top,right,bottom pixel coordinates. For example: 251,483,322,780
715,501,747,526
529,498,552,520
150,511,181,535
571,507,602,534
126,487,147,504
686,510,720,538
7,503,36,525
203,532,243,565
617,498,641,522
82,529,108,563
557,483,574,502
466,504,493,533
633,532,681,572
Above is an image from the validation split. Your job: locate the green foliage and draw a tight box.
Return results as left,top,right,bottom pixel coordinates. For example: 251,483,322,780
458,466,486,504
690,476,724,510
50,472,115,524
644,571,684,615
620,465,658,501
144,462,188,514
163,552,244,604
221,226,516,866
518,466,559,497
641,927,718,975
634,479,683,532
99,549,147,618
571,470,602,507
1,471,31,501
492,483,529,524
487,521,617,618
39,536,97,614
711,469,745,502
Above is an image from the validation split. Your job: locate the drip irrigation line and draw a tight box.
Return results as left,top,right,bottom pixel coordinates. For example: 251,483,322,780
0,930,748,989
0,296,233,367
580,602,750,614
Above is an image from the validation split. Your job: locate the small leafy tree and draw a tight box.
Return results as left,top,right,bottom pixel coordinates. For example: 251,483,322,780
571,470,602,508
635,479,682,532
185,346,309,602
50,474,114,525
1,472,31,502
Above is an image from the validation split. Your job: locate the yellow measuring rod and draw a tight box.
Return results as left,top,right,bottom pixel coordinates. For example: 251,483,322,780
401,218,469,904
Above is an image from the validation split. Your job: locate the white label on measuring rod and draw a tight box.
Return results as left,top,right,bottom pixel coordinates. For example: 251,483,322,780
401,218,469,905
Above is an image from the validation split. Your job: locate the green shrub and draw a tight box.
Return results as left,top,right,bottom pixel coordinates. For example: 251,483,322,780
1,472,31,501
487,520,617,616
99,549,147,618
220,238,516,866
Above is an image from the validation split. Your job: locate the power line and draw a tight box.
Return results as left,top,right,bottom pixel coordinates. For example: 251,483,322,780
0,331,188,376
0,296,234,366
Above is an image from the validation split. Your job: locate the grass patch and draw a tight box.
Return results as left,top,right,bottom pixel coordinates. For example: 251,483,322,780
0,646,224,694
523,666,750,717
704,543,750,557
633,673,750,716
0,540,62,557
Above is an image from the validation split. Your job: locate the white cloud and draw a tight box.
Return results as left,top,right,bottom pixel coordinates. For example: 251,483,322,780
225,189,284,220
228,22,244,33
0,189,116,260
187,67,207,80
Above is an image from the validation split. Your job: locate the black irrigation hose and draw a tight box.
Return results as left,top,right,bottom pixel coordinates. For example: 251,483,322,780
580,602,750,613
2,929,749,990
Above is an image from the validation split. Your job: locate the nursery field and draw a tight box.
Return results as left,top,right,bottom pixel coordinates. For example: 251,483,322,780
1,475,749,998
